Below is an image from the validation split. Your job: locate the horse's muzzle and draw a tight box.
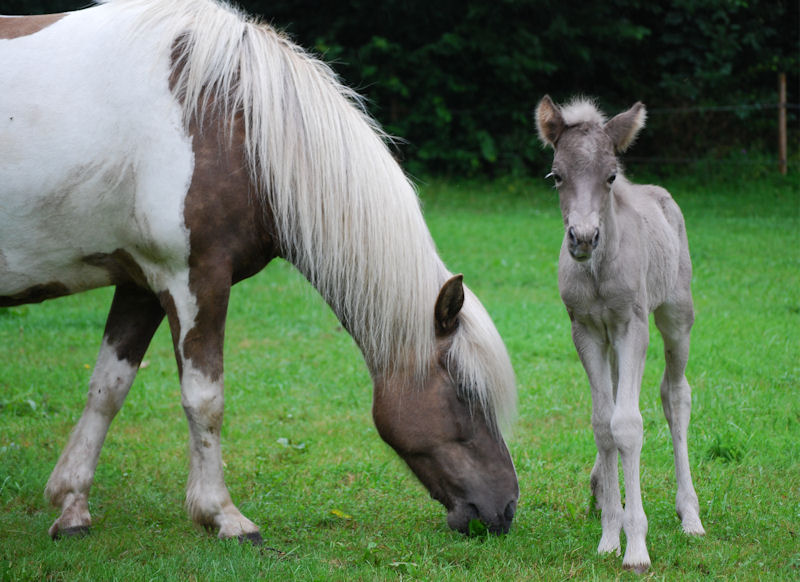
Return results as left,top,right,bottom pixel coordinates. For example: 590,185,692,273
446,498,517,535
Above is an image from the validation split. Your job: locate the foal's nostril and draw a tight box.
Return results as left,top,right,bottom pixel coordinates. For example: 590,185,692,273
568,226,577,244
592,228,600,248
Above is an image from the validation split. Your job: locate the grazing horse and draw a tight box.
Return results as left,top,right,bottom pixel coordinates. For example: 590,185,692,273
535,95,705,572
0,0,519,541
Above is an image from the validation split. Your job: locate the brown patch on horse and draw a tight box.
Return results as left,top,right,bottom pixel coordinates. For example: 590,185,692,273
177,110,278,382
0,14,64,39
82,249,151,289
0,282,70,306
158,289,183,379
103,285,165,366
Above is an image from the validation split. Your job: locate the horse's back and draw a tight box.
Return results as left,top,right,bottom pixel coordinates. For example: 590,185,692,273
0,4,194,304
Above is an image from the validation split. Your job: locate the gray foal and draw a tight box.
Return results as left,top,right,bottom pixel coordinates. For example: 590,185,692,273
535,95,705,572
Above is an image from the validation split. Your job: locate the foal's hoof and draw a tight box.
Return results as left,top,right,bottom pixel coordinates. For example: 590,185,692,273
238,531,263,546
51,525,91,540
623,561,650,575
679,513,706,536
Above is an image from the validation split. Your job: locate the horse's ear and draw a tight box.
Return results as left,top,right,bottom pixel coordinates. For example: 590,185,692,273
535,95,565,148
605,102,647,153
435,274,465,337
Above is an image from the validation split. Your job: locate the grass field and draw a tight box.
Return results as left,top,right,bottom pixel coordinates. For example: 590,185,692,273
1,169,798,580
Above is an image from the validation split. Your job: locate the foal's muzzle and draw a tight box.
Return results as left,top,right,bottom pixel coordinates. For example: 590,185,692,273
568,226,599,261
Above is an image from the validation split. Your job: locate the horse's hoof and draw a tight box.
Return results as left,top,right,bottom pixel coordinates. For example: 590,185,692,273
238,531,263,546
51,525,90,540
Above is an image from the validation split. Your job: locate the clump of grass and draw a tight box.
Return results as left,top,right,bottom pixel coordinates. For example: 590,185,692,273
704,431,746,463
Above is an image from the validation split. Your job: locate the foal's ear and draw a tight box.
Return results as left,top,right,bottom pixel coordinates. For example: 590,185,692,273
435,274,465,337
604,102,647,153
535,95,565,148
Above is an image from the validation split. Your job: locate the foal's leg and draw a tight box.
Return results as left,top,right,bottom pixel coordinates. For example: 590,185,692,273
45,285,164,538
609,313,651,572
571,321,623,555
654,302,705,536
160,273,261,542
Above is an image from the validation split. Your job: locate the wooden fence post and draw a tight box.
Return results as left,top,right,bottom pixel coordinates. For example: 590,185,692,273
778,72,787,175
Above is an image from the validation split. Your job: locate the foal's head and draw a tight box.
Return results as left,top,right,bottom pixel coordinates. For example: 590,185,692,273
535,95,646,262
371,275,518,535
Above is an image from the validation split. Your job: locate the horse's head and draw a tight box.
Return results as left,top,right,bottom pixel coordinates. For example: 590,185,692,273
371,275,518,535
535,95,646,262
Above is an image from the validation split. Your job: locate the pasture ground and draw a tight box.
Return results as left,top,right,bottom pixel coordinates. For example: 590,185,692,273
1,168,798,580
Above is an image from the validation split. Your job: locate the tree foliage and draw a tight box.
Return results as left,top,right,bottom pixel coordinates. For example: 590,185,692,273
2,0,797,174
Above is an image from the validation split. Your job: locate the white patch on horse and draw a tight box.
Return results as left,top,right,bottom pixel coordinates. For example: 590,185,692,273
180,360,259,539
0,3,194,298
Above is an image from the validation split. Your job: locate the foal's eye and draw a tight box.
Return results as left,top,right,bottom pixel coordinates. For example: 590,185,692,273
546,172,563,187
606,174,617,186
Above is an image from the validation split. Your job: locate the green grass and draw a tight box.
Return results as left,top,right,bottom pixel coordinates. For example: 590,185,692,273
1,171,798,580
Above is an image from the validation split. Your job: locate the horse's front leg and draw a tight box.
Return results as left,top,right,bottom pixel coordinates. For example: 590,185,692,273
609,313,650,572
571,319,623,556
46,285,164,538
161,273,261,542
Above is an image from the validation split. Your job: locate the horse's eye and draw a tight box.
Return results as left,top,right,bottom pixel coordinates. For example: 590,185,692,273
546,172,563,187
607,174,617,185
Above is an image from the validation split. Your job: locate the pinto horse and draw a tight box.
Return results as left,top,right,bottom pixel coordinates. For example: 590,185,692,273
536,96,705,572
0,0,518,541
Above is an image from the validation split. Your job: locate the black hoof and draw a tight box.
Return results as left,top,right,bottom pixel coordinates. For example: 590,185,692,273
52,525,90,540
238,531,263,546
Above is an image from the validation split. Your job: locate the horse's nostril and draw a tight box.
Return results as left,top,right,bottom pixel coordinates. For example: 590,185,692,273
592,228,600,248
504,500,516,522
466,503,480,521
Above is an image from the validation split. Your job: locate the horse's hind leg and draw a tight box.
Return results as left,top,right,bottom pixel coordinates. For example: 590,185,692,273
654,301,705,536
160,273,261,542
46,285,164,539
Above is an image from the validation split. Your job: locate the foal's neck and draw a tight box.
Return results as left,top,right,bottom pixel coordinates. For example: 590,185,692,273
594,186,622,267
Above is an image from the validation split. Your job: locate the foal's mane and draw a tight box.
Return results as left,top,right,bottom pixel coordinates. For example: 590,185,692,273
105,0,515,429
560,98,607,127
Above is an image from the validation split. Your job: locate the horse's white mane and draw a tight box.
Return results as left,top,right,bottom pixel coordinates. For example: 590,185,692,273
101,0,515,429
560,97,607,126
